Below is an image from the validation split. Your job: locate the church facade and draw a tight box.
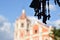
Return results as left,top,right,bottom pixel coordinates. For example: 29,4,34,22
14,10,53,40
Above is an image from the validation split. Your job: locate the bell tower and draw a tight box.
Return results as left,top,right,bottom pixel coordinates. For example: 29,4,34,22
14,9,31,40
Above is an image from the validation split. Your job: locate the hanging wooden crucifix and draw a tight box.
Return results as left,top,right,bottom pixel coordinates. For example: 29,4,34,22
29,0,60,24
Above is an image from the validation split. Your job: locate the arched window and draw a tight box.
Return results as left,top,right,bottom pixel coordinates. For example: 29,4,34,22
26,23,29,32
33,24,39,34
35,30,37,33
44,37,49,40
21,23,24,27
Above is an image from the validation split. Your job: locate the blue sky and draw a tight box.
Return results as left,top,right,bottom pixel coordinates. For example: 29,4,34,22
0,0,60,22
0,0,60,40
0,0,33,22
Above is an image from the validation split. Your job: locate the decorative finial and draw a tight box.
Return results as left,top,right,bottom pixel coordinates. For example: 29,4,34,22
20,9,26,19
22,9,25,14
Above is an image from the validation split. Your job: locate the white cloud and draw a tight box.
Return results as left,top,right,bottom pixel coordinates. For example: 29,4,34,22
27,16,60,29
0,15,13,40
27,16,47,26
54,20,60,28
0,15,10,33
46,4,56,11
27,16,42,24
47,20,60,28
